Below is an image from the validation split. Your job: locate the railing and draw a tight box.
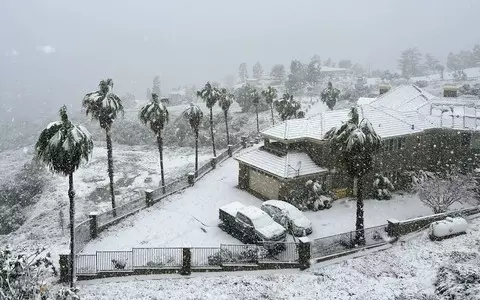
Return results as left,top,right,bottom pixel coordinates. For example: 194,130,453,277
74,220,91,253
132,248,183,269
311,224,388,259
96,250,133,272
191,247,222,268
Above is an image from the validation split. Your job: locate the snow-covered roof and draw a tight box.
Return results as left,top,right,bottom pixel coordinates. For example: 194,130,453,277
320,66,347,73
369,85,436,112
235,150,328,179
238,206,268,220
220,201,245,216
357,97,376,105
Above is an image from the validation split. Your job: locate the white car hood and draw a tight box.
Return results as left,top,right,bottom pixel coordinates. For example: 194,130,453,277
293,216,312,229
256,223,286,239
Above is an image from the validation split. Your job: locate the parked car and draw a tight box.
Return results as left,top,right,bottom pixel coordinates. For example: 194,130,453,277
219,201,287,249
261,200,313,236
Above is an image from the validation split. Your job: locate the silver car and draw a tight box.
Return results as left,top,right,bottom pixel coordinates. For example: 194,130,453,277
261,200,313,236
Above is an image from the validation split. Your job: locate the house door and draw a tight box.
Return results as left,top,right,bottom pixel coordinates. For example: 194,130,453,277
249,169,280,199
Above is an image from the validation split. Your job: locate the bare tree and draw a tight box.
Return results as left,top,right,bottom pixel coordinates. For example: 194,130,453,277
414,171,478,214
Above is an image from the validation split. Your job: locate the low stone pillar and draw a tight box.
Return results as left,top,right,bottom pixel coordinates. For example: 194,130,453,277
387,219,400,237
241,136,247,148
59,254,70,283
227,144,233,157
211,157,217,169
187,173,195,186
180,248,191,275
89,212,98,239
145,189,154,207
298,237,311,270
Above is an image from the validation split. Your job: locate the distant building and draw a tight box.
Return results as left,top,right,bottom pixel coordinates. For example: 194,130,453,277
235,85,480,205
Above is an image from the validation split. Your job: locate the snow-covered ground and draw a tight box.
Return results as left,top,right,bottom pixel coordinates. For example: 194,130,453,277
77,216,480,300
0,143,214,256
81,144,462,253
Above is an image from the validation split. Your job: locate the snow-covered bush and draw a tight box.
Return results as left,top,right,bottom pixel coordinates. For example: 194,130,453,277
434,264,480,299
372,174,394,200
304,180,333,211
412,171,478,214
0,246,57,300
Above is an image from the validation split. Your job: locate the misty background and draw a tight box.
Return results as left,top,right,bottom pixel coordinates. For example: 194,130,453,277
1,0,480,119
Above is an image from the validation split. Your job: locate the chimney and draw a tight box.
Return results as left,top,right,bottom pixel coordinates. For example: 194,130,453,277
379,84,391,95
443,85,458,98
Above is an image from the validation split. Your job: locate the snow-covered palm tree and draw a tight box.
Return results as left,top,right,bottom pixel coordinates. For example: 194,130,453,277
218,88,234,146
274,93,301,121
321,81,340,111
35,106,93,287
183,104,204,175
324,106,381,245
197,82,220,157
82,78,123,216
251,89,261,132
261,86,278,125
139,93,169,193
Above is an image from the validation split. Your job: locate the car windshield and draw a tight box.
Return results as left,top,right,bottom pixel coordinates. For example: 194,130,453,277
251,214,273,228
287,208,304,220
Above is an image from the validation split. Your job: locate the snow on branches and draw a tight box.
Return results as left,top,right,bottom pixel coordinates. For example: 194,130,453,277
411,170,479,214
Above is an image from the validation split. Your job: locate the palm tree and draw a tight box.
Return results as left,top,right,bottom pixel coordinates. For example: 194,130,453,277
261,86,278,125
324,107,381,245
183,103,204,176
197,82,220,157
35,106,93,287
139,93,169,193
274,93,301,121
321,81,341,111
218,88,234,146
251,89,261,132
82,78,123,217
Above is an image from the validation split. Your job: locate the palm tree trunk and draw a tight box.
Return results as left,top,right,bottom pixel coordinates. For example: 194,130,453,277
157,133,165,194
106,129,116,217
68,173,75,288
209,108,216,157
270,104,275,125
224,110,230,146
355,176,366,246
256,106,259,132
195,130,199,177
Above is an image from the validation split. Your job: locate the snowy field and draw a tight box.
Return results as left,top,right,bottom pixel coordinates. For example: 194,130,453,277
0,143,215,256
78,216,480,299
81,144,460,253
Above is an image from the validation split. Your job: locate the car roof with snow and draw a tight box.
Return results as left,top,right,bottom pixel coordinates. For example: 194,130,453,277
238,206,269,220
220,201,245,216
263,200,297,212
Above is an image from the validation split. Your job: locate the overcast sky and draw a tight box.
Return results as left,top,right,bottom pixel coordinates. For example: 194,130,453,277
1,0,480,118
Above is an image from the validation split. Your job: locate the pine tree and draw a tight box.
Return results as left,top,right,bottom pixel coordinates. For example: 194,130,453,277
238,63,248,83
252,61,264,79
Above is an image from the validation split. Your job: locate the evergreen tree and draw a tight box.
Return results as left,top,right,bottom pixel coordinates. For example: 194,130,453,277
270,64,286,82
321,81,340,111
424,54,441,75
182,104,203,175
338,59,352,69
238,63,248,83
274,93,301,121
324,107,381,245
139,93,169,193
234,84,254,112
285,60,306,94
197,82,220,157
252,61,264,79
398,47,423,78
35,106,93,287
261,86,278,125
152,75,161,96
82,78,123,216
305,56,322,87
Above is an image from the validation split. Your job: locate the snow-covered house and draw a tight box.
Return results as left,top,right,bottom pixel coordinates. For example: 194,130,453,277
235,85,480,204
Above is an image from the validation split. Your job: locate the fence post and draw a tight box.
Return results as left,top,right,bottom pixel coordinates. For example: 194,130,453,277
181,248,191,275
145,189,154,207
241,136,247,148
211,157,217,169
59,254,71,283
227,144,233,157
298,237,311,270
387,219,400,237
187,172,195,186
89,212,98,239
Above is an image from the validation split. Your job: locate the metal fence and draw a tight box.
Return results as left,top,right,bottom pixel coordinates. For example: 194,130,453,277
191,247,222,268
76,254,96,275
311,224,388,259
132,248,183,269
96,251,133,272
